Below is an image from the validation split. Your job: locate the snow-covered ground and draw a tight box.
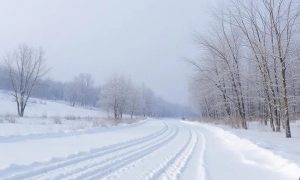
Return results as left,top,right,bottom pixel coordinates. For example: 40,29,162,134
220,121,300,167
0,91,299,179
0,91,117,136
0,91,105,117
0,119,299,180
192,122,300,180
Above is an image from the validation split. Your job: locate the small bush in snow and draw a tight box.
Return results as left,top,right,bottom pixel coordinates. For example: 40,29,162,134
86,116,94,122
31,100,37,104
65,115,80,120
53,116,63,124
39,101,47,105
42,114,47,119
92,119,104,127
5,114,16,124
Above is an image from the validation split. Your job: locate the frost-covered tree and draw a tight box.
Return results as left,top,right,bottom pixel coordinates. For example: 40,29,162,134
65,73,98,107
98,75,131,120
140,85,155,117
189,0,300,137
98,75,192,119
126,83,142,119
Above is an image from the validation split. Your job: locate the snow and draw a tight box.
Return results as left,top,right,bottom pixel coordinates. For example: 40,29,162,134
189,122,300,180
0,91,112,136
0,90,105,117
0,118,299,179
0,120,171,179
220,121,300,168
0,91,299,179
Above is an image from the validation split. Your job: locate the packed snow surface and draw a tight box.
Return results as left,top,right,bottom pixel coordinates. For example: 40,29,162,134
0,119,299,180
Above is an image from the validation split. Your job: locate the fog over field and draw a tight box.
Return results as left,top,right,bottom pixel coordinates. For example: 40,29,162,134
0,0,217,105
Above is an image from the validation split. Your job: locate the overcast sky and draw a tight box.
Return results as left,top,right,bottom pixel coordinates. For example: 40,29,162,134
0,0,217,105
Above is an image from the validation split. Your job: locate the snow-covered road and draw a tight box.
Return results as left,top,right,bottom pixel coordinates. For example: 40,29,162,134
0,120,298,180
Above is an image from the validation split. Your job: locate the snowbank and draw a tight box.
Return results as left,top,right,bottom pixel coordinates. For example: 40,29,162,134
221,121,300,166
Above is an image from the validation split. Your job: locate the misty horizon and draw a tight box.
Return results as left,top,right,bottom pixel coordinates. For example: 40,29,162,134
0,0,215,106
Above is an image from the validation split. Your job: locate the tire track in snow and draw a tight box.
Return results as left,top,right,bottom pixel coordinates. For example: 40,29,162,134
194,130,206,180
178,126,206,180
69,125,179,180
1,122,169,180
142,128,198,180
100,124,190,180
0,120,148,144
43,125,178,180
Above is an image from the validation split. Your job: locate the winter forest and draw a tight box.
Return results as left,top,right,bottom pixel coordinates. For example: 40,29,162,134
189,0,300,138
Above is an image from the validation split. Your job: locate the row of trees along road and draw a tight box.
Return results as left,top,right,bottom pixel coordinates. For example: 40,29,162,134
188,0,300,138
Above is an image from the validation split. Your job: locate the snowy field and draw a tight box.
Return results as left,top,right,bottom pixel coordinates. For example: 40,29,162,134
0,91,106,118
0,91,120,136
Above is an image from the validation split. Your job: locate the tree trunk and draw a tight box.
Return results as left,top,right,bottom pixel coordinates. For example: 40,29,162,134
281,60,291,138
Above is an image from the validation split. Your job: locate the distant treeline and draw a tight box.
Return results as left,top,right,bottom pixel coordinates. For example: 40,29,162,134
0,65,195,118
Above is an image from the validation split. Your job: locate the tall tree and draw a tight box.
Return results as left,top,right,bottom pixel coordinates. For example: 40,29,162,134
5,44,47,117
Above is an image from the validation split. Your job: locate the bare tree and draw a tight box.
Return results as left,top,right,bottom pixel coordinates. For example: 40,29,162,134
4,44,47,117
126,83,142,119
263,0,299,138
190,18,248,129
140,85,155,117
99,75,131,120
64,73,98,107
189,0,299,138
231,0,299,137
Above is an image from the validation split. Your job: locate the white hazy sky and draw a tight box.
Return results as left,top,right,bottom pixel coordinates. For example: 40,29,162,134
0,0,218,105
